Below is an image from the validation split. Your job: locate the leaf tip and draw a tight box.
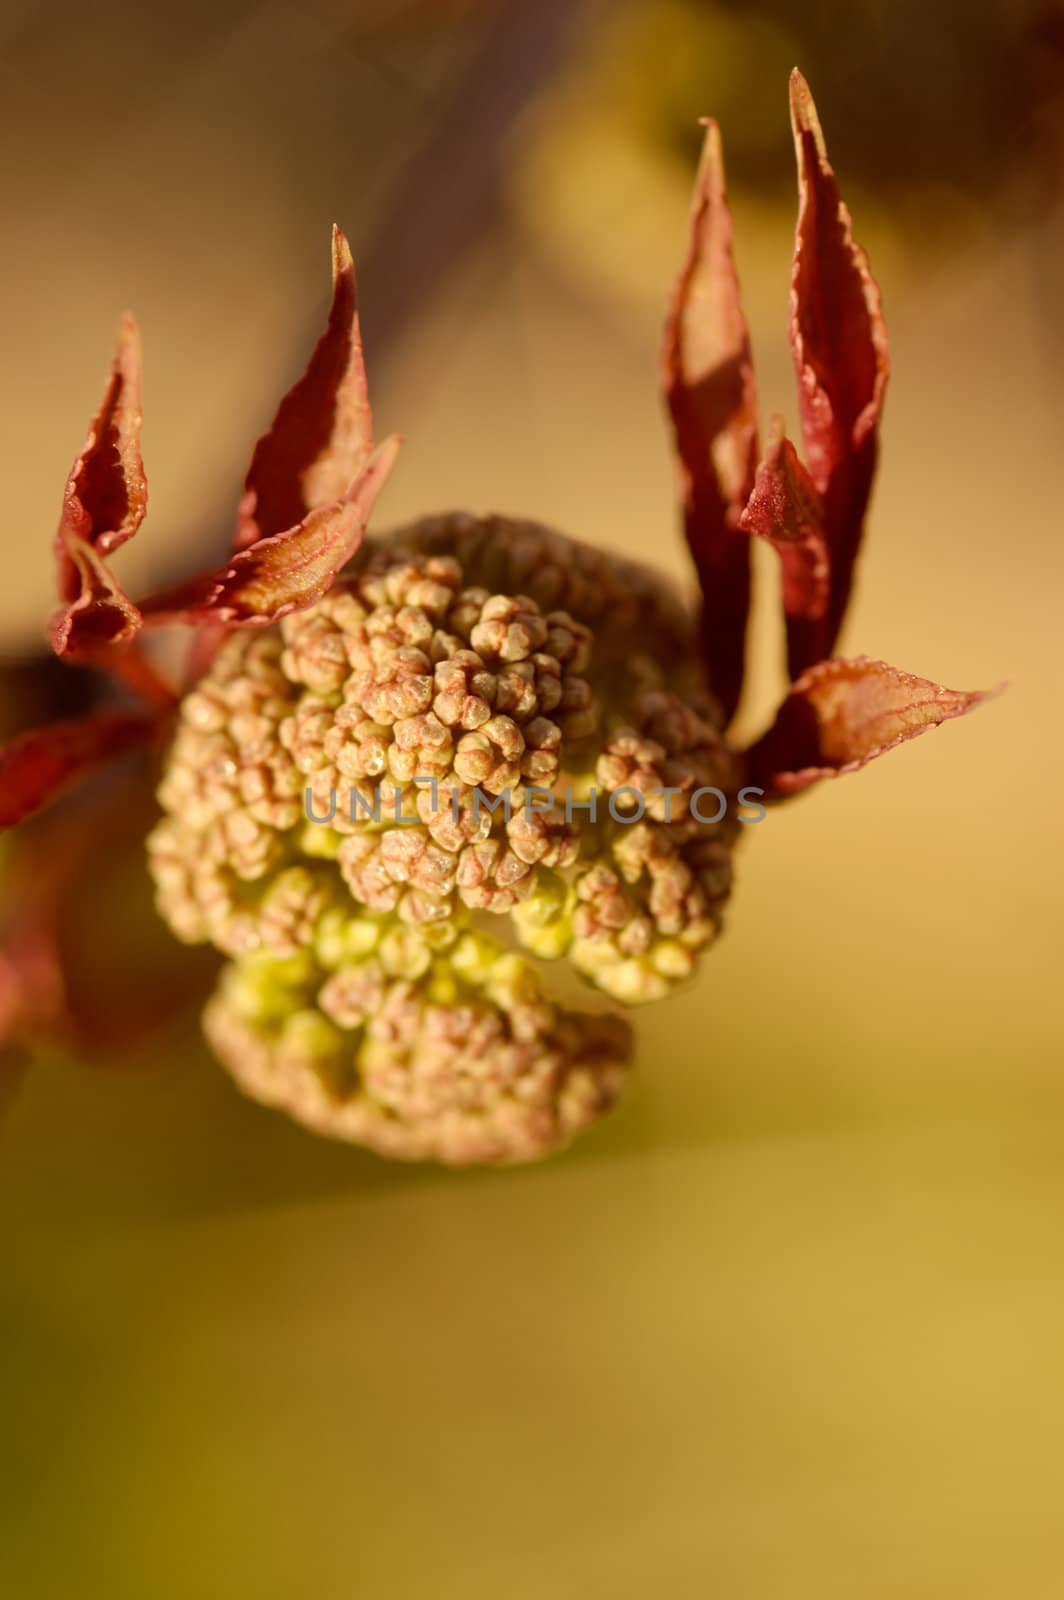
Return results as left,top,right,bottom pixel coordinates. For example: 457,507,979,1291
788,67,814,125
788,68,828,165
747,655,993,798
105,316,144,427
331,224,355,286
116,311,141,359
696,114,721,153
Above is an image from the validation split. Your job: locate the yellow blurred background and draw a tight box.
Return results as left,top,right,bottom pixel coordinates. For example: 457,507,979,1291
2,2,1063,1594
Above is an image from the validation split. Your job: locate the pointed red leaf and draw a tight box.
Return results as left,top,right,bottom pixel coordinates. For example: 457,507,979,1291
662,119,759,723
139,436,400,627
747,656,987,797
235,226,374,552
52,318,147,659
0,711,156,830
739,415,830,624
48,540,142,655
786,70,889,676
55,316,148,577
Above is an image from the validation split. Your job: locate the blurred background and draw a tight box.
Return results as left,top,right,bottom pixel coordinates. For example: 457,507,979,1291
2,1,1063,1594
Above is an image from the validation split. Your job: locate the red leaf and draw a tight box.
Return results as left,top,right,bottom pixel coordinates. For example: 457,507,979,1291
139,436,400,627
662,119,759,723
747,656,987,797
786,70,889,676
235,226,373,552
52,319,147,659
48,541,142,656
1,772,214,1066
55,317,148,575
739,415,830,624
0,711,156,830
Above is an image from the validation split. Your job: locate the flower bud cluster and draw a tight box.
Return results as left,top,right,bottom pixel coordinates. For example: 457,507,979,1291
203,921,630,1164
148,514,742,1161
149,634,304,954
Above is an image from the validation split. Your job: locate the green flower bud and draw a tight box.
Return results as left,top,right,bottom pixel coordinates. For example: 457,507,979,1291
149,516,741,1163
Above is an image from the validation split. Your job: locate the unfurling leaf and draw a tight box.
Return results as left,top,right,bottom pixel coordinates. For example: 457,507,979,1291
235,226,373,552
747,656,986,797
55,317,148,571
139,436,401,626
0,712,156,830
48,541,142,656
786,70,889,677
739,415,829,624
52,318,147,659
662,119,758,723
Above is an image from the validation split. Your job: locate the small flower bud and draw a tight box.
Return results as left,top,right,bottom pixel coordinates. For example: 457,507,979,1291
150,519,738,1163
